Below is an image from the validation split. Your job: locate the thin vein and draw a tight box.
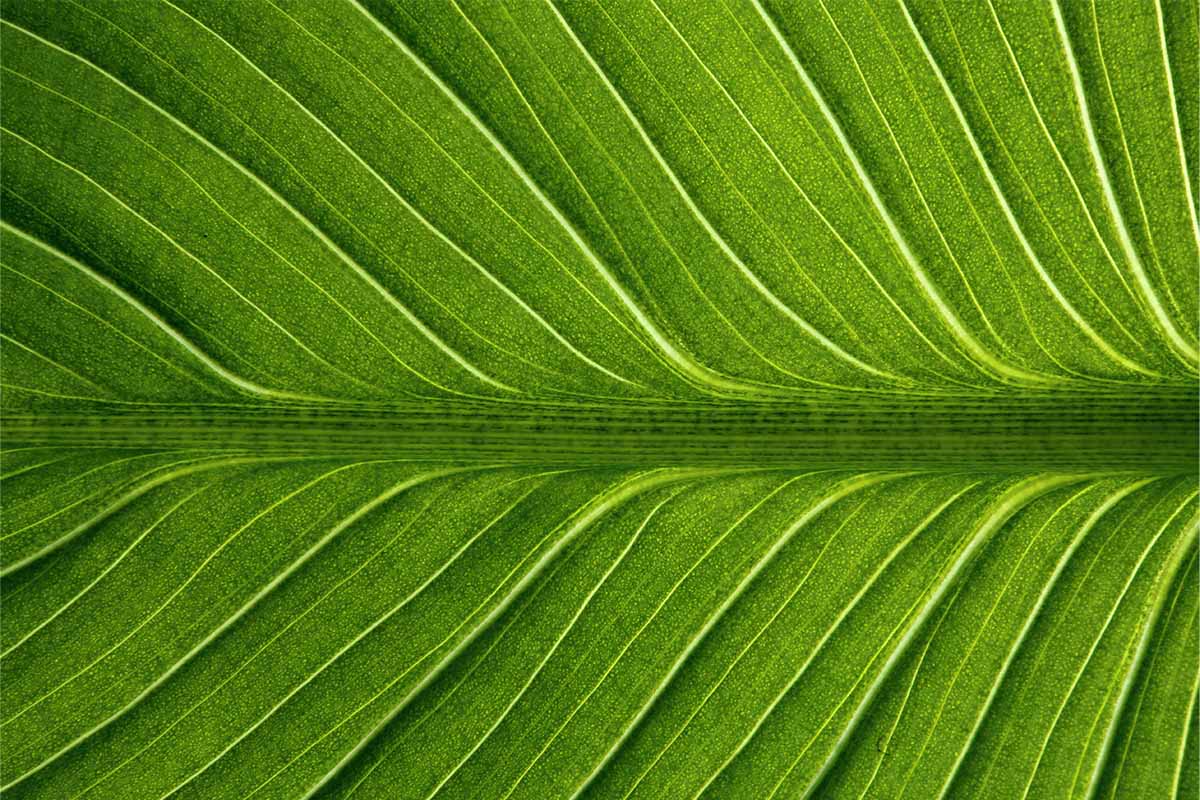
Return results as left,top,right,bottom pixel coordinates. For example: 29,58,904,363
1,63,435,401
1046,0,1197,365
297,469,723,800
0,234,258,399
619,472,895,800
0,483,213,661
927,480,1154,800
814,0,1017,366
155,0,518,395
568,473,818,800
497,1,846,394
0,333,110,396
0,461,363,733
56,467,470,799
957,0,1159,362
158,470,559,799
966,486,1195,798
894,0,1145,384
854,0,1094,383
856,584,964,800
1016,503,1197,800
766,481,982,799
352,0,763,399
545,1,905,387
1,139,359,401
1155,0,1200,253
260,0,645,392
1073,535,1198,799
745,0,1045,387
429,486,686,800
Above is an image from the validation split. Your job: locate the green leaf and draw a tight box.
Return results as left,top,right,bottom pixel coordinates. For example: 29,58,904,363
0,1,1196,799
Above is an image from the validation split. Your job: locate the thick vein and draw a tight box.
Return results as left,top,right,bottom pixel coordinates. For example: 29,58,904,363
1173,687,1200,799
1046,0,1198,365
1,132,369,398
1015,505,1198,800
546,2,905,388
297,469,724,800
765,481,982,799
1155,0,1200,253
965,487,1194,798
260,0,644,393
744,0,1047,387
155,470,558,799
336,491,596,800
924,0,1160,378
1,451,220,538
926,480,1152,800
1078,0,1181,324
894,0,1141,385
814,0,1017,364
724,0,1056,388
156,0,518,396
1072,533,1199,799
618,472,895,800
352,0,765,399
428,486,686,800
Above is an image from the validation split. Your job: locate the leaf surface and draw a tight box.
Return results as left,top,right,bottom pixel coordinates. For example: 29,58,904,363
0,1,1196,798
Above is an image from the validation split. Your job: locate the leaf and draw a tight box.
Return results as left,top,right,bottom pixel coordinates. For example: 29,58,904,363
0,0,1196,799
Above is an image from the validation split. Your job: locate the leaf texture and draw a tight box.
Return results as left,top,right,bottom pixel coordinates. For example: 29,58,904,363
0,1,1196,799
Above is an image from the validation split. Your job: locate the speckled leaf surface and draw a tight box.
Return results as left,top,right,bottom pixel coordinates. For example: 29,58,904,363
0,1,1196,798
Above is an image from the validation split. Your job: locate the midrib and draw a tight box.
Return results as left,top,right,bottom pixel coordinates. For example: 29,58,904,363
3,388,1196,473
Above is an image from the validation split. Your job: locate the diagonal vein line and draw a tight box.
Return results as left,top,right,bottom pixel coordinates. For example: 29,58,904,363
927,479,1157,799
295,468,723,800
0,461,363,734
891,0,1143,384
259,0,643,392
352,0,765,399
1155,0,1200,253
1047,0,1197,365
618,472,897,800
549,1,911,388
965,486,1194,798
2,127,384,397
28,7,509,402
565,472,819,800
1073,528,1199,799
746,0,1055,387
1,61,436,399
54,466,473,800
764,480,983,799
0,230,264,399
427,484,688,800
155,469,558,799
0,333,110,396
803,472,1085,799
1016,505,1198,800
0,482,213,661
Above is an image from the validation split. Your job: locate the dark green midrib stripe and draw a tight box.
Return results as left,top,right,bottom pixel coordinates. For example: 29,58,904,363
3,390,1196,473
